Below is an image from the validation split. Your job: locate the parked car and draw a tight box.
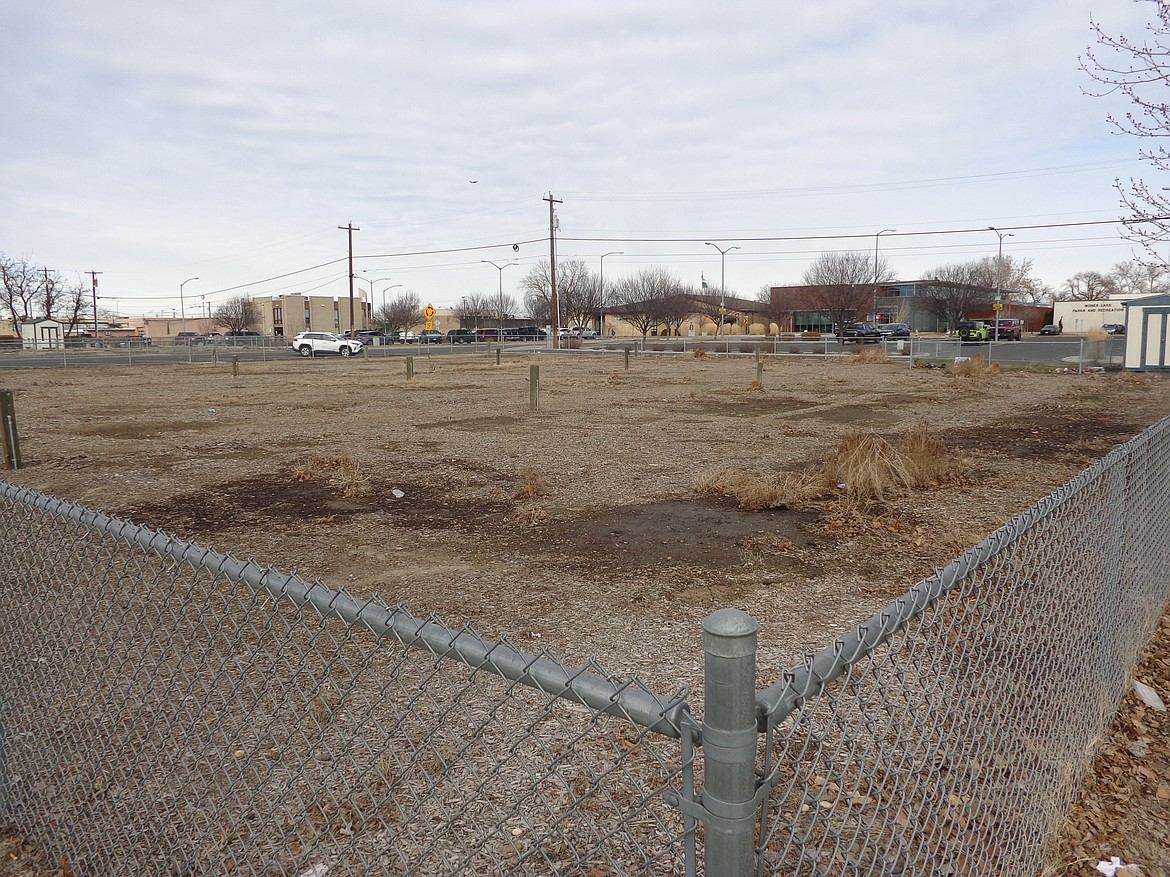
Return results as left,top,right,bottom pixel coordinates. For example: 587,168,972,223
418,329,443,344
877,323,911,338
956,320,990,343
225,330,261,337
513,326,547,339
290,331,363,357
446,328,475,343
174,331,201,345
1102,323,1126,335
476,328,502,342
1038,324,1062,336
986,318,1023,341
574,327,599,338
841,322,881,343
387,330,417,344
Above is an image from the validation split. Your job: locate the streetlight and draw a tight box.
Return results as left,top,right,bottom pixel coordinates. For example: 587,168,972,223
179,277,198,334
989,226,1015,339
599,251,622,336
358,273,397,332
482,260,517,338
873,229,896,324
705,243,740,336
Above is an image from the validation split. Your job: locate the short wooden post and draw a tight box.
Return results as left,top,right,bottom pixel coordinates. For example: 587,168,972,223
529,364,539,410
0,391,21,470
406,356,414,380
496,347,501,366
624,347,631,370
232,355,240,378
211,347,218,366
756,347,763,383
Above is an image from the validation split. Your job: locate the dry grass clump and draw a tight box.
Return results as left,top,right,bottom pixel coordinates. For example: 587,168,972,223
292,451,370,497
823,422,952,501
697,422,952,508
949,354,999,380
692,346,708,358
513,464,548,501
1086,326,1108,341
695,467,825,511
853,346,890,364
747,380,765,392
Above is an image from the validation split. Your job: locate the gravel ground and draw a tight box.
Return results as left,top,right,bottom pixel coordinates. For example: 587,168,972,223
0,349,1167,874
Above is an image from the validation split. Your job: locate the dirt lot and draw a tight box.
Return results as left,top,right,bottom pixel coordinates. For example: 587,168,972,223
0,350,1167,875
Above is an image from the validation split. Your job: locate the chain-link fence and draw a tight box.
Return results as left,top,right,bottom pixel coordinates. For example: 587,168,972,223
2,414,1168,875
0,486,693,875
748,412,1170,875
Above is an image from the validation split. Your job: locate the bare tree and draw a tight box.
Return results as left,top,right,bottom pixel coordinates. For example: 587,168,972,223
486,289,518,333
691,286,727,330
519,259,594,325
1059,271,1117,301
755,283,796,334
659,288,697,337
213,296,260,333
918,262,997,331
0,255,43,334
384,289,423,333
1081,2,1170,264
802,251,891,337
1107,260,1170,296
453,293,488,330
609,268,682,343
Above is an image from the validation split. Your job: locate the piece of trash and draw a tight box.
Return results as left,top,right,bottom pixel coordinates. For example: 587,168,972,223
1126,740,1150,758
1133,680,1166,711
391,488,405,499
1096,857,1142,876
298,865,330,877
207,408,217,413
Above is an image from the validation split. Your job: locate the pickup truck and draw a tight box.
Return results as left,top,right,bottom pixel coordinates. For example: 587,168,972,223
986,318,1023,341
841,322,881,343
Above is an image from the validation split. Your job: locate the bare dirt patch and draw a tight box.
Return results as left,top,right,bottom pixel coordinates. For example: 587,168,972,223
1,354,1168,872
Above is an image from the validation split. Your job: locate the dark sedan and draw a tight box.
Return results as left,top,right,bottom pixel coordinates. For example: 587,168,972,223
1038,324,1062,336
841,322,881,343
877,323,911,338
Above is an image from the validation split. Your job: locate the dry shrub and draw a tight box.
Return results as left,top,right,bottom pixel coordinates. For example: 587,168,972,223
747,380,765,392
898,420,951,486
692,347,708,358
822,433,914,502
292,451,370,497
511,506,548,525
513,464,548,501
949,354,999,380
853,346,890,364
1086,326,1108,341
695,467,824,511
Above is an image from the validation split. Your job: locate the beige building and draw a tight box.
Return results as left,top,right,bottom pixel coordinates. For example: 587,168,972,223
254,293,372,338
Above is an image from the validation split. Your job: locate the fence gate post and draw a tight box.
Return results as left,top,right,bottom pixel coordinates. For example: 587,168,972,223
0,391,21,470
701,608,759,876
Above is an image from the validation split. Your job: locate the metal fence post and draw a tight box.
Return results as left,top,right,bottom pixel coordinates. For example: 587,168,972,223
702,608,759,877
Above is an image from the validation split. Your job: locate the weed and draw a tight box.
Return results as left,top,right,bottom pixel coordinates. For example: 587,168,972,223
692,347,708,358
695,467,825,511
1086,327,1108,341
822,433,914,502
949,354,999,380
511,506,549,525
292,451,370,497
747,380,765,392
853,346,890,364
898,421,951,486
513,465,548,501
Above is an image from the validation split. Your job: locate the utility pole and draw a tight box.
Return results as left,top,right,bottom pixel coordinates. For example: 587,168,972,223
544,193,562,346
85,270,102,338
339,222,360,336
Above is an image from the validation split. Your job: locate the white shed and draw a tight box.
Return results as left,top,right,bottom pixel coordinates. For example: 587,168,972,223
17,319,64,350
1123,293,1170,371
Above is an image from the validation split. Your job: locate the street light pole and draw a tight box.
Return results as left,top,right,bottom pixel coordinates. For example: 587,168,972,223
482,260,517,338
179,277,198,334
705,242,740,337
873,229,896,323
988,226,1014,339
599,251,622,335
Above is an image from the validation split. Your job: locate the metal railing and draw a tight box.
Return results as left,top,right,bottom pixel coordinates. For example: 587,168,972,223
2,413,1168,874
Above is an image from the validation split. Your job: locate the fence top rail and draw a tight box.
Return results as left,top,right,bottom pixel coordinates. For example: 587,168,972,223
0,481,690,739
754,412,1170,731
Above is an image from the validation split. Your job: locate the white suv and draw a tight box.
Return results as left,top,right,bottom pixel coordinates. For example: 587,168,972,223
290,332,363,357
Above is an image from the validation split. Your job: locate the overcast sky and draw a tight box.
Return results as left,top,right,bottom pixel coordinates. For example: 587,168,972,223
0,0,1160,318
